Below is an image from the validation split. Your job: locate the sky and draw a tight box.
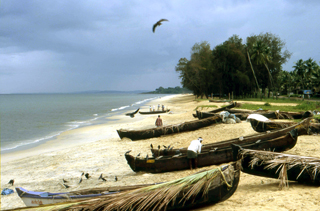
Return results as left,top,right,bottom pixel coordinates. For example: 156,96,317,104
0,0,319,94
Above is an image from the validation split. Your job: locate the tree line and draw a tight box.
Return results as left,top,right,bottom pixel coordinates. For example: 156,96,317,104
175,33,320,98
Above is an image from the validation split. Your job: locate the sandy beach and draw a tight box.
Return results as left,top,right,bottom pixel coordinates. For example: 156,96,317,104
1,94,320,210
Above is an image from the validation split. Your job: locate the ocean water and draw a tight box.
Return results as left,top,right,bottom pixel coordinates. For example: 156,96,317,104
0,93,167,153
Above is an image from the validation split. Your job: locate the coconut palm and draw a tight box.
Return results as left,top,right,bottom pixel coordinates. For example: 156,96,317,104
250,40,274,92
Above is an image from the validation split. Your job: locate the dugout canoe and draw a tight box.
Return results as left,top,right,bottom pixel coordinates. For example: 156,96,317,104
151,117,311,158
15,184,158,207
125,127,301,173
139,109,170,115
232,145,320,186
13,164,240,211
125,108,140,117
117,115,222,140
193,102,239,118
250,118,320,133
209,99,233,103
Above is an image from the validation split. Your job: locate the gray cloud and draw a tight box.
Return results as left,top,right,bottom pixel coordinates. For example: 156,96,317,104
1,0,319,93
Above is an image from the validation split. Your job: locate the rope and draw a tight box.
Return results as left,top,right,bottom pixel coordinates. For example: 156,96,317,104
218,167,233,188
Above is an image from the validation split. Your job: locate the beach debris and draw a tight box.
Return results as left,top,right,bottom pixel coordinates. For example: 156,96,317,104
152,19,168,33
101,177,107,182
150,144,153,149
81,172,84,176
85,173,91,179
256,140,261,144
158,145,160,150
1,188,14,195
167,145,171,149
62,179,68,183
115,176,118,182
137,153,141,157
125,150,132,154
98,174,103,180
163,145,167,149
79,178,83,184
146,154,149,160
8,179,14,186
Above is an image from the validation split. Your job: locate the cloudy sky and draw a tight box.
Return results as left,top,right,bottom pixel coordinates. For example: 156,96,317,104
0,0,319,94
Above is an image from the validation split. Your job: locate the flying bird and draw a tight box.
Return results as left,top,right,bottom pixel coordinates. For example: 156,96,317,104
153,19,168,33
8,179,14,186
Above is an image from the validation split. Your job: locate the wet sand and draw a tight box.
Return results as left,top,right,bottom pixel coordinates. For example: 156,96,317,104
1,94,320,210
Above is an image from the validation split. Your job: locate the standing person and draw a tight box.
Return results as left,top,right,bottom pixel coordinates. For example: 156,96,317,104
153,105,155,112
158,104,160,110
149,105,152,111
187,137,203,169
162,104,165,111
155,115,163,127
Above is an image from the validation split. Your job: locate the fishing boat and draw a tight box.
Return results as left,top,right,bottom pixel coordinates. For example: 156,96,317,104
139,109,170,115
14,163,240,210
117,115,222,141
15,184,156,207
192,102,238,118
249,118,320,133
232,145,320,187
125,126,302,173
151,118,311,158
125,108,140,117
209,99,233,103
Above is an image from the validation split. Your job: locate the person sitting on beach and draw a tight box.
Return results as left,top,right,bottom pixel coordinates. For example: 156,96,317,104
187,137,203,169
155,115,163,127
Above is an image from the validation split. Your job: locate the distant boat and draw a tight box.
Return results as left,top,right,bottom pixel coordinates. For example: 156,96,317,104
139,109,170,115
125,108,140,117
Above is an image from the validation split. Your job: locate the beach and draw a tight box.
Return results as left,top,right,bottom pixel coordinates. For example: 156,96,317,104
1,94,319,210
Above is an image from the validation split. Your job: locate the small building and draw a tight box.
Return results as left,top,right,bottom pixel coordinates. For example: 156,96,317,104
303,90,313,98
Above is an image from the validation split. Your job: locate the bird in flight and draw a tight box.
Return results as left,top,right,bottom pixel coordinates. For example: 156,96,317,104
153,19,168,33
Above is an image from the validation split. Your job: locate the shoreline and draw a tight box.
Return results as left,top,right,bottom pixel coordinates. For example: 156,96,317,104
1,94,319,210
0,94,181,164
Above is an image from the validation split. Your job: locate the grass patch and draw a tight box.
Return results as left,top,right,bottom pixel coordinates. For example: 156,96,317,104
239,101,319,112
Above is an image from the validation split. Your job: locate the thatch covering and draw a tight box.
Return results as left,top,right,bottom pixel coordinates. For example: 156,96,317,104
11,163,240,211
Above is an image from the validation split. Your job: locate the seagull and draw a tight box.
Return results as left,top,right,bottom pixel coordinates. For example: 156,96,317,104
115,176,118,182
8,179,14,186
85,173,91,179
153,19,168,33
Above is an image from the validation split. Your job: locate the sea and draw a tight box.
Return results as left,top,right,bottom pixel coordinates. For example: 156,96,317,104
0,93,171,154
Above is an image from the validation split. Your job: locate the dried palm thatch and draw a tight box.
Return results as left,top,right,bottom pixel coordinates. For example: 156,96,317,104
11,163,240,211
234,146,320,189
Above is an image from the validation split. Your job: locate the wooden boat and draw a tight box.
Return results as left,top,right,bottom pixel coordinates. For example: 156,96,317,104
209,99,233,103
13,163,240,211
193,102,238,118
232,145,320,186
250,118,320,133
151,117,311,158
15,184,157,207
196,110,313,120
125,123,306,173
117,115,222,141
125,108,140,117
139,109,170,115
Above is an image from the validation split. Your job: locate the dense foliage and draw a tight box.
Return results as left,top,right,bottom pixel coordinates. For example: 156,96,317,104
175,33,319,99
144,86,191,94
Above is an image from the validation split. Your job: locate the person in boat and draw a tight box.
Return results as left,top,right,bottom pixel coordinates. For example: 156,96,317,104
155,115,163,127
187,137,203,169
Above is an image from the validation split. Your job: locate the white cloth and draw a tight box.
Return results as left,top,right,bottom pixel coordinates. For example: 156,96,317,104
188,139,202,153
246,114,270,122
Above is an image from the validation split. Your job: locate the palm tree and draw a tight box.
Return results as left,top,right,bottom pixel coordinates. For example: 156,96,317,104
293,59,306,91
250,40,274,94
